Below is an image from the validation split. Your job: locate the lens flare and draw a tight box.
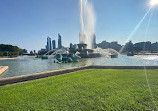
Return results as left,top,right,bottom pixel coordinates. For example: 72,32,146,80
119,8,151,53
150,0,158,6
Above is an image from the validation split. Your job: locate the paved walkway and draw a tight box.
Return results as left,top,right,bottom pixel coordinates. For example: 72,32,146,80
0,66,9,75
0,57,17,60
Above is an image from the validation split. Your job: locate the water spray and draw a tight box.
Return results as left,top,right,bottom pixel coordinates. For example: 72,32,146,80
79,0,96,49
80,0,84,31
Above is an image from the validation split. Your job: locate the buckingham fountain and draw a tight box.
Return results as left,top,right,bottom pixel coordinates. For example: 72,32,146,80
41,0,119,61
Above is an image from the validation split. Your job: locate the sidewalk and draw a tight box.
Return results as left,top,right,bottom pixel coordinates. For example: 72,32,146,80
0,66,9,75
0,57,17,60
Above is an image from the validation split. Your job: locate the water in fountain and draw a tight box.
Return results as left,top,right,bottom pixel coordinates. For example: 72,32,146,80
79,0,96,49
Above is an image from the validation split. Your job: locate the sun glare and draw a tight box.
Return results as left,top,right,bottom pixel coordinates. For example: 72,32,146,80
150,0,158,6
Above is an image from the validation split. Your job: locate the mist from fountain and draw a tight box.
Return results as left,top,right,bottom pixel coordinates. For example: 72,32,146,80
93,47,119,57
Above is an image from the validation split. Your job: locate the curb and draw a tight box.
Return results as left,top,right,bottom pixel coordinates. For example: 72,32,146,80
0,65,158,86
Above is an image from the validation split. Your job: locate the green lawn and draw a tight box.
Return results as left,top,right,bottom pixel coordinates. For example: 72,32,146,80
0,69,158,111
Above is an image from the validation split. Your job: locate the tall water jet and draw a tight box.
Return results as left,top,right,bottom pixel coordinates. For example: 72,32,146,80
79,0,96,49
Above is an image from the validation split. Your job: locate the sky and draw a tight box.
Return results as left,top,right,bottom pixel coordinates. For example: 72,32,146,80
0,0,158,51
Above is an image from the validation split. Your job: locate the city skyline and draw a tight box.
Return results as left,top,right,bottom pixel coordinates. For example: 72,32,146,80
45,34,62,52
0,0,158,51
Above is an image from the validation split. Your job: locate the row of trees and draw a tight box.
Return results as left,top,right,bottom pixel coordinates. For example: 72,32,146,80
97,40,158,54
121,41,158,54
0,44,27,57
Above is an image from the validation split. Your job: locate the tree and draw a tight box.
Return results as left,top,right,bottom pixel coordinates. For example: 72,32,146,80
0,44,27,57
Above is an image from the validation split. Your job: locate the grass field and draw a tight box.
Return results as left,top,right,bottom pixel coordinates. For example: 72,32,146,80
0,69,158,110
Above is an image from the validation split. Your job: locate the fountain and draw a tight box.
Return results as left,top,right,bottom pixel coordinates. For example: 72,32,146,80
41,0,119,60
78,0,119,58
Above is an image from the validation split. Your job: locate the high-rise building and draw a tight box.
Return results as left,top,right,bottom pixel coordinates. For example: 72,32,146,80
52,40,56,49
58,34,62,49
70,43,73,49
46,37,52,51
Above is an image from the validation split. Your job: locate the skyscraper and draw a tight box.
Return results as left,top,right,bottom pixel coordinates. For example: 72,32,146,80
46,37,52,51
70,43,73,49
52,40,56,49
58,34,62,49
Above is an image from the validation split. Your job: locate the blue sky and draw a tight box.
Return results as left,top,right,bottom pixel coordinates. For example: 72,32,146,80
0,0,158,51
